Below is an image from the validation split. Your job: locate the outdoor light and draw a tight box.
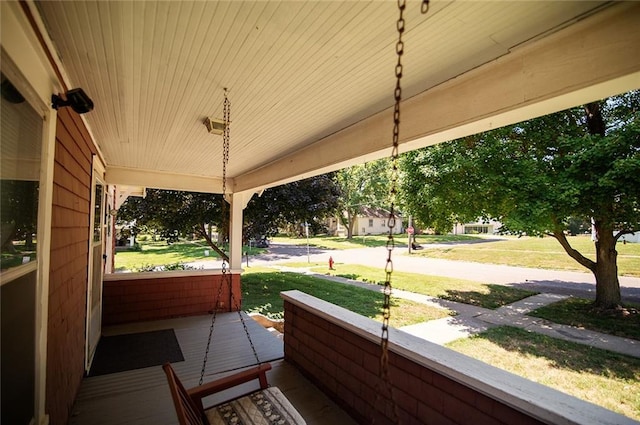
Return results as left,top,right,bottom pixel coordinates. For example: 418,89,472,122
203,116,225,135
51,88,94,114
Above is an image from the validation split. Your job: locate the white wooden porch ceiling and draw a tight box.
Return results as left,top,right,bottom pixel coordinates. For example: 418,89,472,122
34,1,639,194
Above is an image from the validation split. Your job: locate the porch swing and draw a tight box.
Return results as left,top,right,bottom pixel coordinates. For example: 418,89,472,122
163,2,429,424
163,89,305,425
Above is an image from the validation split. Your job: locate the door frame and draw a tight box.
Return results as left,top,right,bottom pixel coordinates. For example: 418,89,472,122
85,156,106,371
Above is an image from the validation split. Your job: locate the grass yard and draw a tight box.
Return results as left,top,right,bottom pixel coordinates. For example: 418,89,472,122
411,235,640,277
530,297,640,340
447,326,640,421
241,268,452,327
114,239,265,271
278,263,537,309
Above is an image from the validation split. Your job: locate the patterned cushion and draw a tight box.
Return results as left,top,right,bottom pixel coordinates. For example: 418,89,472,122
205,387,306,425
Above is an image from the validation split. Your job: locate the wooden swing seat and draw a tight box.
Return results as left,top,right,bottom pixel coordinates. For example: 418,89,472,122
163,362,306,425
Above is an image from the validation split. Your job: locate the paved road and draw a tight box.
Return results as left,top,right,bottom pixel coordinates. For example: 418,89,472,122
245,243,640,303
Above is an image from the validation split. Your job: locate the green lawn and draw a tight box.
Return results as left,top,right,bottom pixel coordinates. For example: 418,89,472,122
114,239,265,271
447,326,640,421
241,268,452,328
410,235,640,276
279,263,536,309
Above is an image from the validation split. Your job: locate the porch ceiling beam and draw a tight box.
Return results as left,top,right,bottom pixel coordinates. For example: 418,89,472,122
106,166,226,194
234,2,640,193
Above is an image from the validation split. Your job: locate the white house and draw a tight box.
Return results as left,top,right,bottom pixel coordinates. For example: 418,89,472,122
329,207,403,236
452,220,502,235
620,232,640,243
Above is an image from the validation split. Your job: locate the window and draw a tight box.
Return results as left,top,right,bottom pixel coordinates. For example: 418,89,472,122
93,183,104,242
464,225,489,234
368,219,373,227
0,73,43,272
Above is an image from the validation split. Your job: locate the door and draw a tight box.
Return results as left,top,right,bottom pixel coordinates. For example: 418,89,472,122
86,163,106,369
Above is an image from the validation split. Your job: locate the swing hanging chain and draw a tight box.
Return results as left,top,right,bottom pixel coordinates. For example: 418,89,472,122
200,89,232,386
200,89,261,385
221,89,261,366
375,1,429,423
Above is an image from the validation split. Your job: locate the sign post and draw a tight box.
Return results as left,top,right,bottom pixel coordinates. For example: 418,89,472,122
407,216,414,254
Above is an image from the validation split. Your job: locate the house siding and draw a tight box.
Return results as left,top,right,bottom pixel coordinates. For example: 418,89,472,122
103,273,242,325
283,300,543,425
47,107,95,425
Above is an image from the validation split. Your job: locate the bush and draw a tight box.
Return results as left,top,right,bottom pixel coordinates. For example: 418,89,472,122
132,262,200,272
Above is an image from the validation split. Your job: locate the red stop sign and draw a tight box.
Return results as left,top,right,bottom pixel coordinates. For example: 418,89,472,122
407,226,414,234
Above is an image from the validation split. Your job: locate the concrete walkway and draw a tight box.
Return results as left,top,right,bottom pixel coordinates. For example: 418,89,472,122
273,266,640,358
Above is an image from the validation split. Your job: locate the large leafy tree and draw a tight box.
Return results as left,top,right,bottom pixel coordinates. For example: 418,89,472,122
243,173,341,238
399,91,640,309
117,174,340,257
335,160,391,238
117,189,228,258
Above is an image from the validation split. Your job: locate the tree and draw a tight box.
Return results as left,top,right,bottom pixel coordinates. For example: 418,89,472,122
243,173,341,239
335,160,391,238
1,180,39,254
117,189,228,259
399,91,640,309
117,174,341,257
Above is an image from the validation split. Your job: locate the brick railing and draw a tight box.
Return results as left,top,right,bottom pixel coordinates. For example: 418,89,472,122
102,270,241,325
281,290,634,425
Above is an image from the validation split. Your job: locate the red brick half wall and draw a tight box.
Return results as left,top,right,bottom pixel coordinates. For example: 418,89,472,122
103,271,241,325
281,290,633,425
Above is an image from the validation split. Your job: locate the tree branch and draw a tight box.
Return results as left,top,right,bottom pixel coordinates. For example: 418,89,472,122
551,229,596,272
614,229,635,242
195,223,229,262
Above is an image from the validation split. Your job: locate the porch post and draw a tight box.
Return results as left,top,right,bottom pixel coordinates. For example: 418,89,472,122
228,191,255,270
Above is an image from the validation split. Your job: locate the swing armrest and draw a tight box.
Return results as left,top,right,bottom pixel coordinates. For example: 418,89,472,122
187,363,272,402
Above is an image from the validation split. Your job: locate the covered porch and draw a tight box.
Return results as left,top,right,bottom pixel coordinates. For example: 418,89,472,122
2,1,640,424
69,311,356,425
69,291,634,425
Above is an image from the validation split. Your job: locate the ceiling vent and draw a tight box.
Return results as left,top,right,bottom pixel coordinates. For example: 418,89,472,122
203,117,225,135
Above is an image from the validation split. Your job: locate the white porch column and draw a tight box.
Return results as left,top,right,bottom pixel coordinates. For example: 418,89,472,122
228,191,255,270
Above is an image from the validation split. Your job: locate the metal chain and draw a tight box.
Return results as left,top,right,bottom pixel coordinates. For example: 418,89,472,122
232,290,262,365
199,89,260,385
375,1,429,423
221,88,261,366
200,89,232,385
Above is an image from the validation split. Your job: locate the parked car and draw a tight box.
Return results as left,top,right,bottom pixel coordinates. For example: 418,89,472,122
251,236,269,248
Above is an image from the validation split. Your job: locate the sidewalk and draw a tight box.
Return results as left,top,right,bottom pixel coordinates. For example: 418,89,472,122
274,266,640,358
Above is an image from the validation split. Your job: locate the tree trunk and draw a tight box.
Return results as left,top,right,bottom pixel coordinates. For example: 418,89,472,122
592,222,621,308
346,210,354,239
554,223,621,309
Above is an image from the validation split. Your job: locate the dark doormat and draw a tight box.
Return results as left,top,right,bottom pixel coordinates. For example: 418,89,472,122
89,329,184,377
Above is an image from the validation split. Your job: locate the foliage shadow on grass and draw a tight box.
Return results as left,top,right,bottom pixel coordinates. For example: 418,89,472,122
241,271,388,321
460,326,640,381
241,271,450,327
442,284,537,310
529,297,640,341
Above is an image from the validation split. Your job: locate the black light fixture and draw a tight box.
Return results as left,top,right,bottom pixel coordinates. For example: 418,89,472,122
52,88,94,114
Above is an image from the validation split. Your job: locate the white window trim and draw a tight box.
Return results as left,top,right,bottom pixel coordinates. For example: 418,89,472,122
2,3,61,424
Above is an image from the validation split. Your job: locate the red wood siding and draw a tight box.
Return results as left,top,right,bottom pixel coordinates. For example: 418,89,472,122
47,107,96,425
102,273,242,325
284,301,543,425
